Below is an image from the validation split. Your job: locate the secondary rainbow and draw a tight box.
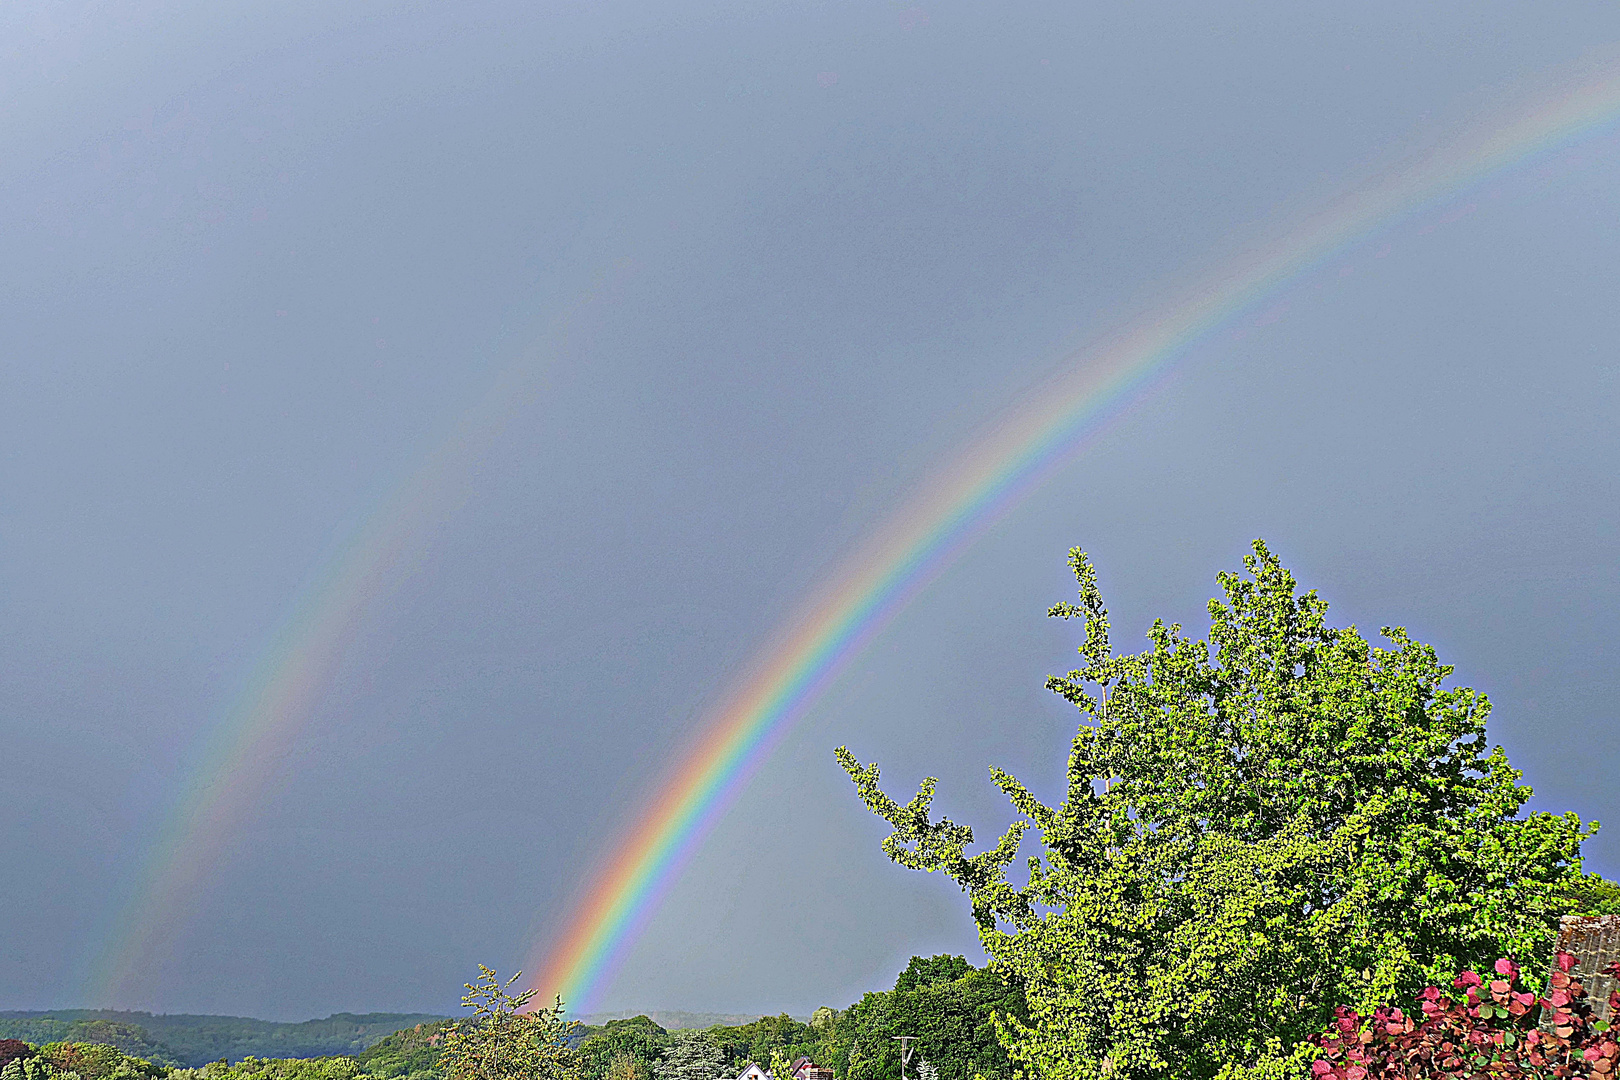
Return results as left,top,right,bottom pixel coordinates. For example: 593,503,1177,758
526,59,1620,1013
87,245,641,1005
88,360,549,1005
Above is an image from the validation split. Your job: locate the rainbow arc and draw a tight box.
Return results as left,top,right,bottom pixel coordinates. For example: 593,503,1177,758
89,55,1620,1015
524,61,1620,1013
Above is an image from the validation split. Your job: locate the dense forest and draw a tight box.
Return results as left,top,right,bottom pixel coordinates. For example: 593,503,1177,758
0,1015,444,1069
323,955,1019,1080
0,956,1017,1080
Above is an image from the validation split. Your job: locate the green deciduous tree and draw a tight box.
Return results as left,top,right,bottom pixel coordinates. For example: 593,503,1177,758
891,958,970,996
439,968,579,1080
0,1043,167,1080
577,1019,669,1080
839,541,1597,1080
174,1057,365,1080
654,1034,724,1080
353,1020,459,1080
704,1018,809,1076
1561,872,1620,916
816,957,1023,1080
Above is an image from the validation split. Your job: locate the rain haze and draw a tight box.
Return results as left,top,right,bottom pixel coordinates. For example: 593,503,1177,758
2,0,1619,1023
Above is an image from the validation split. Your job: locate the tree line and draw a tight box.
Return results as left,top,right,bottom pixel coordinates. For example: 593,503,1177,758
0,954,1022,1080
0,1016,445,1069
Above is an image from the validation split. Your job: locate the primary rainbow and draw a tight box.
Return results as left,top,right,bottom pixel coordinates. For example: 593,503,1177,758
526,59,1620,1012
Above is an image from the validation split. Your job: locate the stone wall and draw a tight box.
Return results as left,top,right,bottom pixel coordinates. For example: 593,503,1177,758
1555,913,1620,1021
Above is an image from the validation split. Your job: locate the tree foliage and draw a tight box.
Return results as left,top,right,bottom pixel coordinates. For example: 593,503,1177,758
1561,874,1620,918
0,1026,177,1068
704,1019,810,1076
0,1042,169,1080
892,959,971,996
577,1018,670,1080
173,1058,364,1080
353,1022,460,1080
438,969,578,1080
839,541,1597,1080
817,958,1023,1080
654,1034,724,1080
0,950,1023,1080
0,1014,440,1069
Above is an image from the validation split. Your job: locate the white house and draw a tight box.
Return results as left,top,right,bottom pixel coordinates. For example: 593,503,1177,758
727,1059,832,1080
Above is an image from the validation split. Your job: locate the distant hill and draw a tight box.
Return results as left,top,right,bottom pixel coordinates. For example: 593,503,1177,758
576,1011,800,1031
0,1007,811,1066
0,1011,446,1066
0,1017,180,1065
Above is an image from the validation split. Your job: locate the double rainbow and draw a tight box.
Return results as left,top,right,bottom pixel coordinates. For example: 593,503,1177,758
91,56,1620,1014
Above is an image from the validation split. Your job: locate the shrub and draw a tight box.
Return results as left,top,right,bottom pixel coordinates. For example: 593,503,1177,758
439,967,578,1080
1312,954,1620,1078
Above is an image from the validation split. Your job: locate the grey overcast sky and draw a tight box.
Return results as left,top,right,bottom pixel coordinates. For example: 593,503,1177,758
2,0,1619,1021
